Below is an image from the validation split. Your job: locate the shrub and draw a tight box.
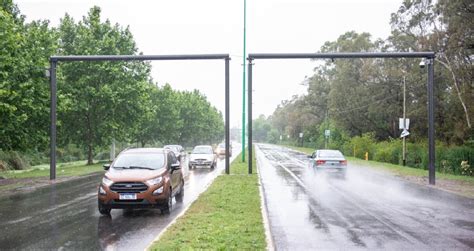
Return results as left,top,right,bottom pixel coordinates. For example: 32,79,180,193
344,132,376,159
0,151,30,170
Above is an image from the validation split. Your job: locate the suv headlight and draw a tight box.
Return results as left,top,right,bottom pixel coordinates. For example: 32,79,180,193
99,186,106,195
102,177,113,186
147,176,163,186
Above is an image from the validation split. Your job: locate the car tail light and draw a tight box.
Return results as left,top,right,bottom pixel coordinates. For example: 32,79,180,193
316,160,326,165
340,160,347,165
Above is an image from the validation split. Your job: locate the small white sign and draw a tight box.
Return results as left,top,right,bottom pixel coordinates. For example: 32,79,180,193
299,132,303,138
279,135,282,141
325,129,330,137
400,129,410,138
399,118,410,130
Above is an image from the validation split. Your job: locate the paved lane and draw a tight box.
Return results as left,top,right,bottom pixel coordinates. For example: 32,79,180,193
0,145,240,250
257,144,474,250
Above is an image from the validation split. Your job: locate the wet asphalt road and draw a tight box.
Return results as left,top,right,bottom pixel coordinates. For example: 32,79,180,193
257,144,474,250
0,147,240,251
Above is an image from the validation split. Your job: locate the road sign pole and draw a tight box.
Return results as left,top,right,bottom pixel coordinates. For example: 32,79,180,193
427,59,435,185
50,59,57,180
225,57,230,174
403,75,406,166
241,0,247,162
248,58,253,174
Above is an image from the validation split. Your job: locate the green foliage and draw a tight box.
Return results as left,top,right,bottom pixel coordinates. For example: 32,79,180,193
343,132,377,159
0,3,57,151
1,5,225,169
0,151,29,170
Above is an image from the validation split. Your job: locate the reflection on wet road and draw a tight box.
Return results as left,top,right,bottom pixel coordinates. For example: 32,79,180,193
257,144,474,250
0,146,240,250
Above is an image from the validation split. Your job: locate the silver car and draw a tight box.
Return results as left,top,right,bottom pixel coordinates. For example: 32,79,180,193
309,149,347,177
188,145,217,169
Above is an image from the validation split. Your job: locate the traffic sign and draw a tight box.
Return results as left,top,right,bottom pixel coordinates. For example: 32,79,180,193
400,129,410,138
399,118,410,129
324,129,330,137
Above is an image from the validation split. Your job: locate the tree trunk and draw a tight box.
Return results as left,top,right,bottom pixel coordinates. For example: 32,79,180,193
436,57,471,128
87,144,93,165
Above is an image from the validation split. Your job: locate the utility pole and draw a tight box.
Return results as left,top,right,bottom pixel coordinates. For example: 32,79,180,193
325,109,329,149
241,0,247,162
402,75,406,166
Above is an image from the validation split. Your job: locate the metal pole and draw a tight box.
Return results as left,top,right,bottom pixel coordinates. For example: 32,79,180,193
225,57,230,174
403,75,406,166
248,59,253,174
427,59,435,185
50,60,57,180
241,0,247,162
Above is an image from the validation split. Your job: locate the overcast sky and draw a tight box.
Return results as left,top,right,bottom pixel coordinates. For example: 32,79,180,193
16,0,402,128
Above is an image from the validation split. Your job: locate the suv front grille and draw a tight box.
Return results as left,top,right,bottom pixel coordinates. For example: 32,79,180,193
110,182,148,193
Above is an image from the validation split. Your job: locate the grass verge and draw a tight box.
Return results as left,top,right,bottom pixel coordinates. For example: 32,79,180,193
1,161,103,179
148,151,266,250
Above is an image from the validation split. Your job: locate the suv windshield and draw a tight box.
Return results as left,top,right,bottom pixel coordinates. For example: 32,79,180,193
192,146,213,154
164,146,179,153
112,152,165,170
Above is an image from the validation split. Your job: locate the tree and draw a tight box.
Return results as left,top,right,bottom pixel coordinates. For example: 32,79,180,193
57,7,152,164
0,1,57,151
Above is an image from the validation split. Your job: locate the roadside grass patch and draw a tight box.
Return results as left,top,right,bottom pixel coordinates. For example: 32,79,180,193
1,162,103,179
149,152,266,250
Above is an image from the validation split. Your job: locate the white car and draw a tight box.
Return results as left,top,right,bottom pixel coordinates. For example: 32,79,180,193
188,145,217,169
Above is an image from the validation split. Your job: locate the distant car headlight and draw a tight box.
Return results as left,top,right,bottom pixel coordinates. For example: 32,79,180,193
102,177,113,187
153,186,164,195
147,176,163,186
98,186,106,195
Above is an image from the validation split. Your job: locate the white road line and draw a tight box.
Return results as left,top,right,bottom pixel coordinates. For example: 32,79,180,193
255,145,275,251
265,145,426,246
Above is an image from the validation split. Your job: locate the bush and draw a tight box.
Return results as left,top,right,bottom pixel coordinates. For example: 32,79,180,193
373,140,401,164
0,151,30,170
343,132,376,159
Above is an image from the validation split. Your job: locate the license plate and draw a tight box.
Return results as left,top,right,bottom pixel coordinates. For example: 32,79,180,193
119,193,137,200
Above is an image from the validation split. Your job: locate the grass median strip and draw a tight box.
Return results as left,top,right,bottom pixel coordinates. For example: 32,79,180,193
149,152,266,250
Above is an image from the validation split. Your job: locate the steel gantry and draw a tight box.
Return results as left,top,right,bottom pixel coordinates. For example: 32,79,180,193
246,52,436,185
49,54,231,179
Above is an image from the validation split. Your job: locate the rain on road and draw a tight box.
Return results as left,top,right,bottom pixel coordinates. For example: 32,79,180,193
257,144,474,250
0,148,240,251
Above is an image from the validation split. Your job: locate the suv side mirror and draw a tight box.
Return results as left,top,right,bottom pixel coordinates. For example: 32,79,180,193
171,162,181,170
307,155,312,159
103,163,111,170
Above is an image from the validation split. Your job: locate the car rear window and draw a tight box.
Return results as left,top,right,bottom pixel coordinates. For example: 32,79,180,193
112,153,165,170
318,150,344,158
192,146,213,154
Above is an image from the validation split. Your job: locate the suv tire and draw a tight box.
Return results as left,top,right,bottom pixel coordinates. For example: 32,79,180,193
98,202,111,215
162,188,172,214
175,179,184,203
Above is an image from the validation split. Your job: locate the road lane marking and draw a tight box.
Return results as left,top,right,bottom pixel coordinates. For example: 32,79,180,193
255,145,276,251
264,145,426,246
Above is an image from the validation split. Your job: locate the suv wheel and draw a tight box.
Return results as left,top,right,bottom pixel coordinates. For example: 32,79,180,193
98,201,111,215
162,188,172,214
175,179,184,203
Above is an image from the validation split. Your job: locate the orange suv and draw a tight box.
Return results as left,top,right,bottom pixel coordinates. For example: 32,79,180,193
98,148,184,215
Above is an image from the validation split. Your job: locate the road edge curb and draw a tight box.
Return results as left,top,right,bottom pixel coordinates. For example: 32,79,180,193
143,149,246,251
256,145,275,251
